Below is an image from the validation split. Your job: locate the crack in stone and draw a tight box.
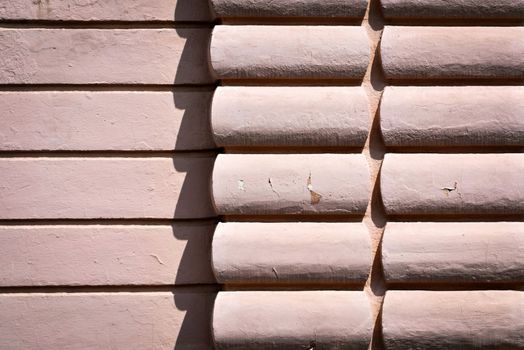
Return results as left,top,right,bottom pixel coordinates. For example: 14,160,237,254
268,178,280,197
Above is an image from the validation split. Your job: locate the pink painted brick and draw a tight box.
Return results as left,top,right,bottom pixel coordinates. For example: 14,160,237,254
213,291,372,349
212,87,369,148
210,0,367,18
0,291,215,349
380,86,524,147
381,26,524,80
383,291,524,349
210,26,369,80
0,90,215,151
0,156,215,219
0,222,215,286
212,222,371,285
212,154,370,216
381,0,524,19
0,29,212,84
382,222,524,285
381,154,524,216
0,0,212,21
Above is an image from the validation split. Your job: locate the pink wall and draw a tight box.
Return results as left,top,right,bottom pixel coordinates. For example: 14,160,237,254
0,0,522,349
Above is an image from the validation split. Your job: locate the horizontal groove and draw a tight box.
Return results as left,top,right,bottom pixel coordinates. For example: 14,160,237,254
0,84,218,91
384,146,524,153
0,20,216,29
385,18,524,26
0,284,221,294
0,218,219,226
386,215,524,222
221,215,365,223
0,150,219,158
223,146,364,154
2,284,521,294
223,283,365,291
385,283,524,291
219,17,364,25
385,79,524,86
219,79,364,86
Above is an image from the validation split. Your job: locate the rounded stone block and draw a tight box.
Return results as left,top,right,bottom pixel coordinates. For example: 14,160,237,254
213,291,373,349
382,222,524,285
381,26,524,80
210,0,367,19
381,153,524,216
212,86,369,148
212,222,371,285
381,0,524,19
380,86,524,147
383,291,524,350
210,25,370,80
212,154,370,216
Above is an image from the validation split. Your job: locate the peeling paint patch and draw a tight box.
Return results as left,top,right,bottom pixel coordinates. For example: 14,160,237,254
307,173,322,205
237,180,245,191
441,181,463,198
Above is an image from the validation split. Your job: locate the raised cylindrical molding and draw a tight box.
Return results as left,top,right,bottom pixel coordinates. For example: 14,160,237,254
381,26,524,80
212,222,371,285
209,0,368,19
382,222,524,285
380,0,524,19
380,86,524,148
381,153,524,216
210,25,370,80
213,291,373,349
212,86,369,149
212,154,370,216
383,291,524,349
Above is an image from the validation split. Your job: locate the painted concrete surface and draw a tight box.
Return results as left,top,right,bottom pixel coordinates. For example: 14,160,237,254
0,0,522,348
0,28,213,84
0,90,215,151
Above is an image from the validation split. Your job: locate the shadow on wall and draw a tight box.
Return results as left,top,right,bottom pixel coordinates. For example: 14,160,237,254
172,1,217,349
173,288,218,349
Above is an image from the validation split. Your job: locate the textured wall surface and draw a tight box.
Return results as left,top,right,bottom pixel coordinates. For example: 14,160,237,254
0,0,522,349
